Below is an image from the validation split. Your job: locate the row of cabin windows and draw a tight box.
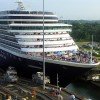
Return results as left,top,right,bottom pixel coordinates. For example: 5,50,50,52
0,21,9,24
0,16,58,20
27,51,68,56
0,21,58,24
0,37,18,46
0,31,70,36
0,31,16,36
0,26,9,30
21,43,75,48
0,38,20,49
3,11,53,15
18,32,68,35
10,26,71,30
18,37,72,42
0,34,17,42
13,21,58,24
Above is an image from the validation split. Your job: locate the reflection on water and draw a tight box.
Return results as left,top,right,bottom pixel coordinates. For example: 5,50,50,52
66,81,100,100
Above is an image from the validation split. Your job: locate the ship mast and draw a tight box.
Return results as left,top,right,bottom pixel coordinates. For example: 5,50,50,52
16,0,25,11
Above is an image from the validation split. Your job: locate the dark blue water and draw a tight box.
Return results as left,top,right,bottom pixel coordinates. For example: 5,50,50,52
66,81,100,100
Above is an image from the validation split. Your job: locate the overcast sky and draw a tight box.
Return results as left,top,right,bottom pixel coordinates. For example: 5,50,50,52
0,0,100,20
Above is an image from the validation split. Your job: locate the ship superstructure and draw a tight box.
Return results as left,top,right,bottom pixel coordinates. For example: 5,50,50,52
0,7,78,58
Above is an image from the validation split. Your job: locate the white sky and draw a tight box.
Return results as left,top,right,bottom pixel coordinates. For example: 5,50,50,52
0,0,100,20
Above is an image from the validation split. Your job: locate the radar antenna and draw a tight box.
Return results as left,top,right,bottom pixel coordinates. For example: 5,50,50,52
16,0,25,11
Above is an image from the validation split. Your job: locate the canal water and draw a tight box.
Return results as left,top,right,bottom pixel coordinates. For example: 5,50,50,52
66,80,100,100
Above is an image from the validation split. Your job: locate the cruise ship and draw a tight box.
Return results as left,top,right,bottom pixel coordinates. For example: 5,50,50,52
0,1,99,86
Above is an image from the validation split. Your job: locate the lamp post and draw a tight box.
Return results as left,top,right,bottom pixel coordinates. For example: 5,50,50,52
43,0,45,90
90,35,93,63
57,73,59,91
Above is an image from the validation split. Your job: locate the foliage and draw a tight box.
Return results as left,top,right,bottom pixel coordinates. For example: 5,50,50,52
64,21,100,42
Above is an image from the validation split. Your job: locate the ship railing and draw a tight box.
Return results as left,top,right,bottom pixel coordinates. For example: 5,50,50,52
27,51,98,64
45,55,98,64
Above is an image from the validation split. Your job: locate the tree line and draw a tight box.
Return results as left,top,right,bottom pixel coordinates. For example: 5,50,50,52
64,20,100,42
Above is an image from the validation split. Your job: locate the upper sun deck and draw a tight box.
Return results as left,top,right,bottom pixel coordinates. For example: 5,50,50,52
0,10,58,22
0,10,54,15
